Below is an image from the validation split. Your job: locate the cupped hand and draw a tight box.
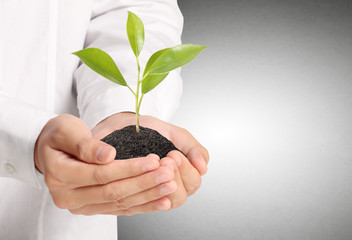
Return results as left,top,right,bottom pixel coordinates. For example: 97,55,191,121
92,112,209,209
34,114,178,215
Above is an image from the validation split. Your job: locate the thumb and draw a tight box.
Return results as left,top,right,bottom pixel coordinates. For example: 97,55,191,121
47,114,116,164
59,135,116,164
76,139,116,164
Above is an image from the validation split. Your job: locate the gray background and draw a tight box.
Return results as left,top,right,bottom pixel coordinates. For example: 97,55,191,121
119,0,352,239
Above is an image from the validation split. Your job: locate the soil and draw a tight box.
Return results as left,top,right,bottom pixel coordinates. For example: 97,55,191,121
101,125,180,160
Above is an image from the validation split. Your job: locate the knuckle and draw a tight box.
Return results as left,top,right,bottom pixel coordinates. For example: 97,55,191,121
51,121,67,138
68,209,80,215
134,177,148,190
82,213,93,216
76,138,93,161
68,209,94,216
59,113,75,121
160,158,177,174
66,201,78,210
44,175,62,191
44,176,55,189
157,167,174,182
47,114,73,133
52,197,70,209
188,176,202,195
51,161,69,183
179,198,187,208
51,193,78,210
140,193,151,204
102,183,124,201
115,199,129,210
168,158,178,170
172,194,187,209
94,167,108,185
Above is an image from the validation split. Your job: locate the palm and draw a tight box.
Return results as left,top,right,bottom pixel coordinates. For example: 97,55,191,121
92,112,208,176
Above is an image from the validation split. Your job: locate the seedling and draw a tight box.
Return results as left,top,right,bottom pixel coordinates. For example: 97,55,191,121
73,11,206,132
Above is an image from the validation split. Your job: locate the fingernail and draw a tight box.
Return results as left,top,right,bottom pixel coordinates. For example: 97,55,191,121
156,173,172,184
96,145,111,162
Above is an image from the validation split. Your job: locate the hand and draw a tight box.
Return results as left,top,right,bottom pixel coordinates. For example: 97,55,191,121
92,112,209,209
34,114,178,215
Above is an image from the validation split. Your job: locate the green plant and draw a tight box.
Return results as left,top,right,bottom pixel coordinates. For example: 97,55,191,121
73,11,206,132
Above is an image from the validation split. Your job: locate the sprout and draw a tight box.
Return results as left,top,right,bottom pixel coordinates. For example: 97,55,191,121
73,11,206,132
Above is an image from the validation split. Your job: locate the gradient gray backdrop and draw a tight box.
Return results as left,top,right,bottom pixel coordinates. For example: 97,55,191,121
119,0,352,239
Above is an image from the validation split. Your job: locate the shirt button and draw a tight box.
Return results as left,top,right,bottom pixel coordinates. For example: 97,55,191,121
4,163,16,174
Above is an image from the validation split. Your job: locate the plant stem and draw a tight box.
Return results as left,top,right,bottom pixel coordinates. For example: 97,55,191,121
127,85,136,97
137,93,144,115
135,57,141,132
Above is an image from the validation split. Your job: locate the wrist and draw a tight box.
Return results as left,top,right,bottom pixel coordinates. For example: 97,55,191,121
34,131,43,174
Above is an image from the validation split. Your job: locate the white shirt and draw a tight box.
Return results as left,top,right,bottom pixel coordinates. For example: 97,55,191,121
0,0,183,239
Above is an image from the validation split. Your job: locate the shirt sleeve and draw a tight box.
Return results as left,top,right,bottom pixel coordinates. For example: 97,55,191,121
74,0,184,129
0,90,56,188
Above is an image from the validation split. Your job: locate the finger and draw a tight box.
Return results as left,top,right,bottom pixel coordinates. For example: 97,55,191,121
69,181,177,215
167,151,202,196
113,180,177,209
138,116,197,155
167,126,198,154
187,146,209,176
101,197,172,216
168,127,209,175
111,115,209,174
159,157,188,209
69,164,175,208
48,115,116,164
53,154,160,187
69,138,116,164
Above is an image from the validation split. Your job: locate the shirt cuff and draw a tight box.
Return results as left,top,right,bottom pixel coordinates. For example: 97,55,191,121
0,105,56,189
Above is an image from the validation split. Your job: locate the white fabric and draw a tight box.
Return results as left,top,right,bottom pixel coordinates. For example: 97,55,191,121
0,0,183,239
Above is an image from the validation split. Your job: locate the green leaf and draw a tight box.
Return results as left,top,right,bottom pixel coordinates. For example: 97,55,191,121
127,11,144,57
147,44,206,75
142,73,169,94
143,48,170,77
72,48,127,86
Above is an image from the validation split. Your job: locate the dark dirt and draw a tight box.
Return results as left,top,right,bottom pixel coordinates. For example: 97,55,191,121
101,125,180,160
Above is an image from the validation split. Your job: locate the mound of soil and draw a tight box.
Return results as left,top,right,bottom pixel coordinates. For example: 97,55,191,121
101,125,180,160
